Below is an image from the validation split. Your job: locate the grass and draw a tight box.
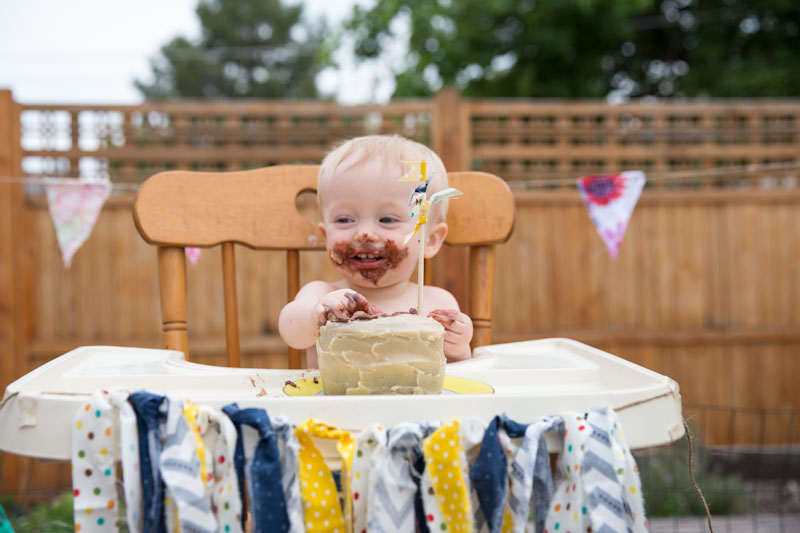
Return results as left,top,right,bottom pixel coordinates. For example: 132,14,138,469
0,493,74,532
637,435,753,517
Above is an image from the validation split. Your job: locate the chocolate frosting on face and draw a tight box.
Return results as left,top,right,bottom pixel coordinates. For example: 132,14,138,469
328,239,409,286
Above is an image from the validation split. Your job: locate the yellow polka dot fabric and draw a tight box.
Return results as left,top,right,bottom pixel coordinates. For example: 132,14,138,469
295,418,355,533
422,420,472,532
183,401,210,488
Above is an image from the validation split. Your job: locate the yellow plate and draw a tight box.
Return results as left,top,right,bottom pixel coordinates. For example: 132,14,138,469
283,375,494,396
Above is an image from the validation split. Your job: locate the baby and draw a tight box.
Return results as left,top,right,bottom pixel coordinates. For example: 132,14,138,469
278,134,473,367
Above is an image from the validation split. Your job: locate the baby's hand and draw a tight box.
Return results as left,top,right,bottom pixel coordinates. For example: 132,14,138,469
313,289,381,325
428,309,473,362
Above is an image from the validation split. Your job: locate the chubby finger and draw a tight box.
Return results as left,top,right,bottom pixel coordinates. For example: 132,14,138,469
313,304,328,326
443,320,469,335
428,308,459,327
443,328,469,343
343,291,382,316
327,302,352,322
356,292,383,315
347,291,369,313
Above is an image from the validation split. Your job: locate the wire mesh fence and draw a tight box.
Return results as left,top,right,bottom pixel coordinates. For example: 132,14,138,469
639,404,799,533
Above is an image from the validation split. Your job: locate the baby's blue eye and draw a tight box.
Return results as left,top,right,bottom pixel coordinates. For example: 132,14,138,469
379,216,398,224
335,216,353,224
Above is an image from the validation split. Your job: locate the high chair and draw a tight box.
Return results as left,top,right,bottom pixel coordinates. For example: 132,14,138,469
133,165,515,369
2,165,682,466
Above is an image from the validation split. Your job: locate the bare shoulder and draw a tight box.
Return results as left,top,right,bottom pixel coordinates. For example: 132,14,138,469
295,280,339,301
423,285,461,311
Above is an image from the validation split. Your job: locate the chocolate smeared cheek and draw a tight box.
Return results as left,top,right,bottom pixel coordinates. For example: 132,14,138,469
329,241,355,268
328,240,409,286
329,248,344,265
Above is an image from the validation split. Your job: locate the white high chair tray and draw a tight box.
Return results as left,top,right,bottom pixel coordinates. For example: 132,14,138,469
0,338,684,460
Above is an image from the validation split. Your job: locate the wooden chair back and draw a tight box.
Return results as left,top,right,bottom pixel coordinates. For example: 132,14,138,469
133,165,515,368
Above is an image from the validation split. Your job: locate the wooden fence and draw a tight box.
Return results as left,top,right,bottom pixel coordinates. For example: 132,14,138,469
1,89,799,495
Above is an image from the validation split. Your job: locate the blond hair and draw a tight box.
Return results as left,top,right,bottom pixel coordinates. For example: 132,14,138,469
318,135,450,223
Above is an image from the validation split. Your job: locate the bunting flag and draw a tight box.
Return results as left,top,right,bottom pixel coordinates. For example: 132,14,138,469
576,171,645,259
44,177,112,268
185,247,203,265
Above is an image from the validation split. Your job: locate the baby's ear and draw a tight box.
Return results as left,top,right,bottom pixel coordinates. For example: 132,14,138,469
424,222,448,259
318,222,327,240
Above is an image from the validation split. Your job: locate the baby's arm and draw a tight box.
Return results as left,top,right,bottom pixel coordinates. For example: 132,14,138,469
424,286,473,362
279,282,379,349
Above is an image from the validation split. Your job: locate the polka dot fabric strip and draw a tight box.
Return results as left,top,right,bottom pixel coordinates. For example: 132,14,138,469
350,423,386,532
201,406,244,533
71,390,119,532
422,420,473,532
544,414,592,533
295,418,355,533
107,388,143,533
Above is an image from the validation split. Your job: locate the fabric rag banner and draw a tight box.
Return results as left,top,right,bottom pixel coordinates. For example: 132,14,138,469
44,177,112,268
577,171,646,259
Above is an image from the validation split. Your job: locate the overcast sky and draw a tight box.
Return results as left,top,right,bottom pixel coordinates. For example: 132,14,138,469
0,0,390,104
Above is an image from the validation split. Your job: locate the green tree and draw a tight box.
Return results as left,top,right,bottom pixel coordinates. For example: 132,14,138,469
345,0,800,98
616,0,800,97
136,0,331,99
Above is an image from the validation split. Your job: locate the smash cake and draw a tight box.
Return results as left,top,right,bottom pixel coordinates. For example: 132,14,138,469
316,312,446,395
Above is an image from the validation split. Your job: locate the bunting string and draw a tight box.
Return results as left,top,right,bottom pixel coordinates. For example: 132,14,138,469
508,161,800,189
0,175,141,191
2,160,796,268
0,160,797,191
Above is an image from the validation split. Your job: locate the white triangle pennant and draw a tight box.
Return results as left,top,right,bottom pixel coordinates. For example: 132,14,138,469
576,171,646,259
44,177,112,268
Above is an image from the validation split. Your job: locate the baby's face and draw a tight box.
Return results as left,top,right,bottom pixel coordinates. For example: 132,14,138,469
318,158,420,289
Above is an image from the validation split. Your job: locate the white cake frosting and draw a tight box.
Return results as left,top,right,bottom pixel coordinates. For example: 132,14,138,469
316,314,446,395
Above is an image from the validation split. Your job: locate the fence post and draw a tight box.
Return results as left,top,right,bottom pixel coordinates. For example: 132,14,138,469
0,89,26,492
432,88,471,310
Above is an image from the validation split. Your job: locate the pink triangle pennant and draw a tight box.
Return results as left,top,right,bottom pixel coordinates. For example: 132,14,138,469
185,247,203,265
44,177,112,268
576,171,645,259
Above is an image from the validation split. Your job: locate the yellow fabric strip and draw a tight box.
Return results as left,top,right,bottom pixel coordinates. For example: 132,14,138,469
182,401,209,486
295,418,355,533
423,420,472,532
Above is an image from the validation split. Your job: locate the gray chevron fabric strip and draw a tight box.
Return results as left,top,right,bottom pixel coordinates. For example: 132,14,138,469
368,423,426,533
589,422,612,447
507,415,563,533
583,450,619,482
581,407,649,533
272,415,304,533
588,486,626,518
160,399,217,533
373,476,416,527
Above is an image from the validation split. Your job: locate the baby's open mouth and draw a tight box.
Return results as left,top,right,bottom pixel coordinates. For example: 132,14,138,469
329,239,409,285
350,250,386,268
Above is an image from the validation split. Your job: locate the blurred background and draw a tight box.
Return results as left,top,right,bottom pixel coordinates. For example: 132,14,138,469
1,1,799,531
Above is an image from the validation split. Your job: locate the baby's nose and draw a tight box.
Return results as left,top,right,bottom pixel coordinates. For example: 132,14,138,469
354,231,379,243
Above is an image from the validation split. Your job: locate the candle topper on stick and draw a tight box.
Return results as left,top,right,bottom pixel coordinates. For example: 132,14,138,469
398,160,463,315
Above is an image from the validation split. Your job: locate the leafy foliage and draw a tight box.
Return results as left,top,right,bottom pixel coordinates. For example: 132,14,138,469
637,436,752,517
614,0,800,97
136,0,331,99
345,0,800,98
1,493,75,533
